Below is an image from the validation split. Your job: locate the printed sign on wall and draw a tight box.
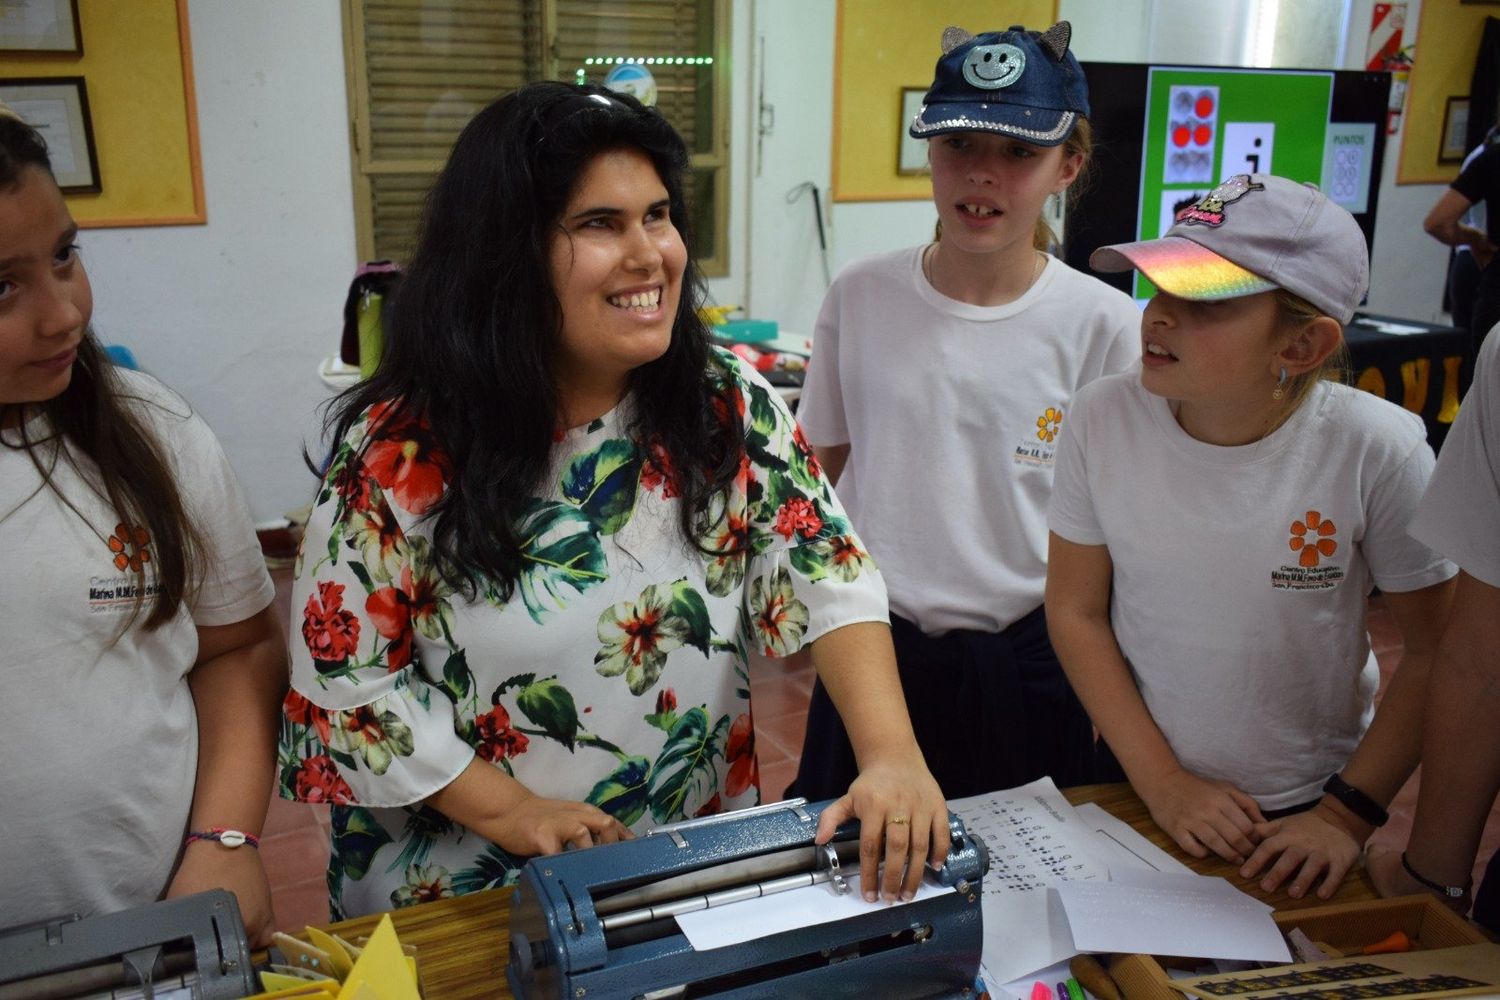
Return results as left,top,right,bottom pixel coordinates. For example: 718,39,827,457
1164,86,1218,184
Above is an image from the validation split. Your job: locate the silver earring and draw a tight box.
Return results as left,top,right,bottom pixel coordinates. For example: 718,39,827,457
1272,367,1287,400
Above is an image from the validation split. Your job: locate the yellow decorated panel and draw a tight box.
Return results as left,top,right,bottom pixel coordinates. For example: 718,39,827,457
1398,0,1491,185
2,0,202,226
833,0,1057,202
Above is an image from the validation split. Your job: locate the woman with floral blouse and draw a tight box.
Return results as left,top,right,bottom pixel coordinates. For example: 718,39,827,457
279,82,947,917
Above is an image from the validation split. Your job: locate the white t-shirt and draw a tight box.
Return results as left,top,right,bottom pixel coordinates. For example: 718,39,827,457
1050,373,1456,809
798,246,1139,634
1410,330,1500,584
0,370,274,927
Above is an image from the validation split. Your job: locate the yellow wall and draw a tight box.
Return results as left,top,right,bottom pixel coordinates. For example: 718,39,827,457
833,0,1059,202
3,0,202,226
1399,0,1492,185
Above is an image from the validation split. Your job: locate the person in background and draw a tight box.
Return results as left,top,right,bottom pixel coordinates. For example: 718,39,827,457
279,82,946,918
0,110,286,944
1367,329,1500,933
790,22,1139,803
1048,175,1455,900
1443,129,1497,338
1425,130,1500,346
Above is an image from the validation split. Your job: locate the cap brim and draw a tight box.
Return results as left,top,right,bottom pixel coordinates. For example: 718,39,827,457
909,103,1077,147
1090,236,1278,301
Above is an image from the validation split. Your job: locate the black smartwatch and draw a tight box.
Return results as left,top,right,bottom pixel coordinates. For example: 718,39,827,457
1322,773,1389,827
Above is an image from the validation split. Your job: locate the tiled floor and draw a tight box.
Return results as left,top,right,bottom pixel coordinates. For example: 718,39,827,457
261,567,1500,931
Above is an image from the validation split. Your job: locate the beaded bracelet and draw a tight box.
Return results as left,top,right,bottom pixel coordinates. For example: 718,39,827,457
1401,851,1469,900
184,827,260,849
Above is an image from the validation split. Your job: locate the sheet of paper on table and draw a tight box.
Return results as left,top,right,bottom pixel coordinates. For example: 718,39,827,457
947,778,1112,985
1071,802,1192,875
1057,869,1290,964
673,871,945,952
675,780,1267,986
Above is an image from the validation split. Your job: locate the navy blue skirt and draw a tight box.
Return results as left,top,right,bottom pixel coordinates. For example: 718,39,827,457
789,605,1098,802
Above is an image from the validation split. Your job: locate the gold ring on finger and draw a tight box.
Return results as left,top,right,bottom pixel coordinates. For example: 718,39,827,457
887,815,910,826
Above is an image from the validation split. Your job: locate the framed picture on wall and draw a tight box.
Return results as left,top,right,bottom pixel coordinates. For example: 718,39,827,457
898,87,931,176
0,77,100,192
1440,96,1471,164
0,0,82,54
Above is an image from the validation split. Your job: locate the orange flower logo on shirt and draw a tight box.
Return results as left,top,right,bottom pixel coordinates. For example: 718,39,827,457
1036,407,1063,443
1288,510,1338,567
107,522,152,572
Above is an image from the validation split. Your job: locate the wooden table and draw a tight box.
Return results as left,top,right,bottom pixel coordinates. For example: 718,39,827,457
315,784,1375,999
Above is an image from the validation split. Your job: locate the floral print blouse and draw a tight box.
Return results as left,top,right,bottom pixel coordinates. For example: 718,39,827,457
278,350,887,917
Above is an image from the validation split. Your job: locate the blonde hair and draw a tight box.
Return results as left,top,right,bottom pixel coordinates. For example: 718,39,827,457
1034,117,1094,251
1272,288,1350,414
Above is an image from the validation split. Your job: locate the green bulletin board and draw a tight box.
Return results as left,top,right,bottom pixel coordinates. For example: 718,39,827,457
1133,68,1334,299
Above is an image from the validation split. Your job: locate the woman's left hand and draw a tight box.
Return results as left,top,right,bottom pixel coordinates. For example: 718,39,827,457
814,756,950,903
167,842,275,948
1239,804,1362,900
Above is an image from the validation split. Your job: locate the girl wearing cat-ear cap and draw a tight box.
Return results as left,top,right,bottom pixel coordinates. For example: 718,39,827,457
792,23,1140,802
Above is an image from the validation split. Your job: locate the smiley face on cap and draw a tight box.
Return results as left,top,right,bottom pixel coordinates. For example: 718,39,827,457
962,42,1026,89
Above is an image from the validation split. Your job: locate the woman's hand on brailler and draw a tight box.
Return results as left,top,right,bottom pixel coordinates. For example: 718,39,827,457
426,757,631,857
167,842,275,949
814,756,950,904
1139,768,1265,865
492,792,634,856
1241,804,1361,899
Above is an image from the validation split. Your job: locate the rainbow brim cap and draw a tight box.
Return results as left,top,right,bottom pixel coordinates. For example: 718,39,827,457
1090,236,1277,302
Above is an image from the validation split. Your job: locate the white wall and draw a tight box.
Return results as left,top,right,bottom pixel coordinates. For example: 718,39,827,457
79,0,1458,520
739,0,940,338
84,0,356,523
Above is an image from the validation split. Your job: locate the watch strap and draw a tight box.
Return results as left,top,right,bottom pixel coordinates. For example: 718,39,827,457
1321,773,1389,828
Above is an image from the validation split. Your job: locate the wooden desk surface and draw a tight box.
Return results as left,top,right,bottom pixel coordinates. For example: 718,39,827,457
317,784,1375,999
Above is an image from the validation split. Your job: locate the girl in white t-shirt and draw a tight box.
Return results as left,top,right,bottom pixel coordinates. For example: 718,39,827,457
1047,174,1456,900
0,111,285,943
792,22,1139,802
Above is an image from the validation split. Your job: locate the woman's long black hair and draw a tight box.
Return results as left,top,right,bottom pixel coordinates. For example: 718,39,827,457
0,114,201,629
326,82,741,599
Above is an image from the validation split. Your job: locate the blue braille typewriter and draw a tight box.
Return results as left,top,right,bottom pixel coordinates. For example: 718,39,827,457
508,798,989,999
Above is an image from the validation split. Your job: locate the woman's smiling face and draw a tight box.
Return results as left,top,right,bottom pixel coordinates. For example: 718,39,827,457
548,147,686,411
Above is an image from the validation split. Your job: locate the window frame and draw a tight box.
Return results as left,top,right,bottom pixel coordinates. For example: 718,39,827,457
340,0,730,276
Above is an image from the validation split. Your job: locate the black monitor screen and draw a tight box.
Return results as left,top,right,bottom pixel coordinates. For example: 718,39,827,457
1066,62,1391,302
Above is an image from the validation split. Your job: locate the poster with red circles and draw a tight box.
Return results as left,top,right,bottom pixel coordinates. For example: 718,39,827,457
1133,67,1335,300
1164,85,1218,183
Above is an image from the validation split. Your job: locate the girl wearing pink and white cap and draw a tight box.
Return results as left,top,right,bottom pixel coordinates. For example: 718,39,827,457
1047,174,1457,899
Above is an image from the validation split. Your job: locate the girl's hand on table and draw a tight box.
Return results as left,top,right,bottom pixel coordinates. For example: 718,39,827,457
814,756,950,903
1240,805,1360,900
1139,768,1265,865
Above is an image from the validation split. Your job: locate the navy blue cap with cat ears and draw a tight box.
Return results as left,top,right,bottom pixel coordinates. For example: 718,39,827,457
909,21,1090,148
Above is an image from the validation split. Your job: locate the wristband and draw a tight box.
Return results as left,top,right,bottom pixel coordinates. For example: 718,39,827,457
1321,773,1389,828
185,827,260,849
1401,851,1470,900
